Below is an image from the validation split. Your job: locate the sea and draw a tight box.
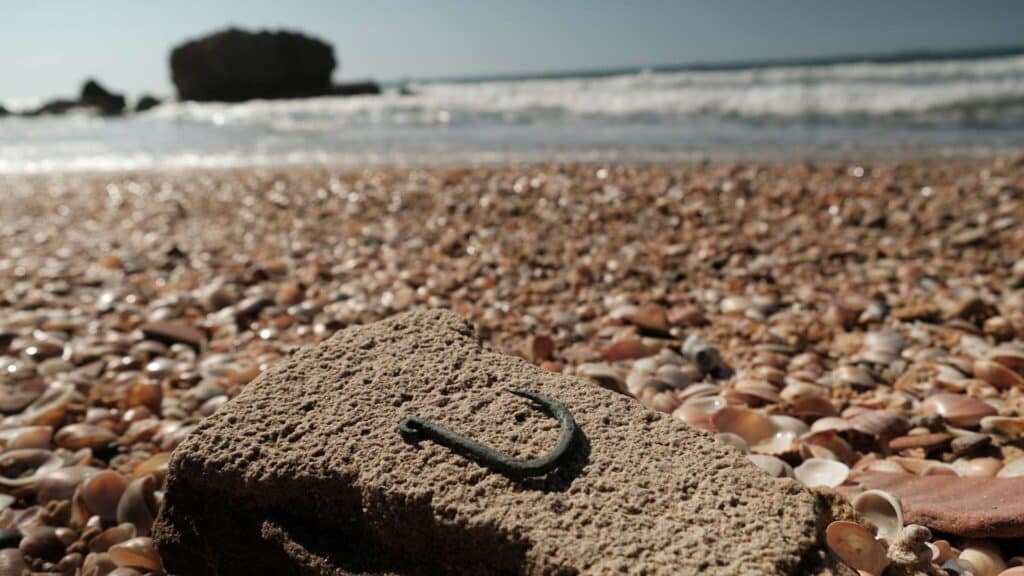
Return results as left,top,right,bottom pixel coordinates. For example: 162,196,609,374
3,48,1024,173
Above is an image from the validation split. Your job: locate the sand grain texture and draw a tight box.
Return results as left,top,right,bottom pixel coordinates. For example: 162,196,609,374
154,309,840,575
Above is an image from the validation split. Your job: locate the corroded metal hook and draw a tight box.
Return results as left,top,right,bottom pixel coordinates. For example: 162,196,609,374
397,390,578,479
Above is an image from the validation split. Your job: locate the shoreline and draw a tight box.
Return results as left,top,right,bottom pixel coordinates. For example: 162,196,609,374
1,157,1023,572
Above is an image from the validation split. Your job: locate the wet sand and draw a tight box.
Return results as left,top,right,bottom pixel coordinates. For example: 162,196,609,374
0,157,1023,573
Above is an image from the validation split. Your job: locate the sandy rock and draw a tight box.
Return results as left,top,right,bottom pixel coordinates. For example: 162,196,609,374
154,310,840,575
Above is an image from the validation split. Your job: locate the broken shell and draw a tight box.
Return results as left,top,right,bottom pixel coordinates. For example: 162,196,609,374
710,406,774,445
18,525,65,561
959,541,1006,576
997,457,1024,478
88,523,137,553
974,359,1024,390
713,432,749,454
55,424,118,451
981,416,1024,439
116,475,158,536
746,454,792,478
825,520,889,576
1,384,73,428
0,426,53,451
82,470,129,522
920,393,998,427
0,449,62,487
0,549,27,576
793,458,849,488
847,409,910,440
108,537,162,571
852,489,903,541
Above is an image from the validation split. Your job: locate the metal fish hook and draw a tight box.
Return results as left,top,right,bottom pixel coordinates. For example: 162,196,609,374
397,390,578,479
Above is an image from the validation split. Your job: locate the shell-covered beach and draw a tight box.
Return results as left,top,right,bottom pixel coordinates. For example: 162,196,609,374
1,158,1023,573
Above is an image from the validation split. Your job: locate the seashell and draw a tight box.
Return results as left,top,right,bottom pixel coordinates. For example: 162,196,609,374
953,457,1003,478
0,548,27,576
677,384,721,404
0,426,53,451
654,364,691,389
997,457,1024,478
730,379,780,405
810,417,851,433
601,338,653,362
981,416,1024,439
108,537,162,571
950,432,992,456
672,405,712,430
793,458,849,488
82,552,118,576
82,471,129,522
889,456,958,476
117,475,158,536
88,523,137,553
710,406,774,445
864,331,905,352
55,424,118,451
37,465,101,503
648,391,678,413
887,432,953,452
987,345,1024,372
713,433,749,454
865,459,907,474
847,409,910,440
789,395,837,418
959,540,1006,576
751,431,800,457
746,454,792,478
681,334,721,374
921,393,998,427
631,357,659,374
58,551,84,572
1,384,73,428
131,452,170,486
109,568,144,576
833,365,876,387
825,520,889,576
0,449,62,487
800,430,857,464
18,525,65,561
682,394,726,413
770,415,809,435
852,489,903,541
577,363,626,394
927,539,959,563
935,364,970,392
973,359,1024,390
780,381,827,404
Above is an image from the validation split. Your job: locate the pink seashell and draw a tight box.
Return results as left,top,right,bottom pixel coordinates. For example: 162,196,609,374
710,406,775,445
825,520,889,576
920,393,998,427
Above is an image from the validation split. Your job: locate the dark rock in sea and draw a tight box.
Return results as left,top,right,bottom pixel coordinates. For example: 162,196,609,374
135,94,161,112
28,98,79,116
170,28,337,102
153,309,843,576
329,81,381,96
80,78,126,115
0,104,7,117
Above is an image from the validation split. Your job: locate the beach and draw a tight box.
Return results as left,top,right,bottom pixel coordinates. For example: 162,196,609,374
1,157,1023,572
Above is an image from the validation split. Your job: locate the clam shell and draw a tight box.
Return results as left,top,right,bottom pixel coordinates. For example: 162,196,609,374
852,489,903,541
825,520,889,576
959,541,1006,576
780,381,827,404
847,409,910,440
997,457,1024,478
953,457,1003,478
713,433,749,454
108,537,162,571
88,523,137,553
0,549,27,576
746,454,792,478
117,475,158,536
980,416,1024,439
987,345,1024,371
770,414,809,435
973,359,1024,390
37,465,101,503
752,431,800,457
55,424,118,451
833,365,876,387
82,470,129,522
920,393,998,427
710,406,775,445
672,405,711,430
0,426,53,451
19,525,64,561
793,458,849,488
1,384,73,428
0,449,62,487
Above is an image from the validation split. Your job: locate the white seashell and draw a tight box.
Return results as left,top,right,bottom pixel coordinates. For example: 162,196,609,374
959,540,1006,576
713,433,749,454
752,431,800,457
746,454,792,478
997,457,1024,478
682,394,726,413
770,414,809,435
852,489,903,541
793,458,849,488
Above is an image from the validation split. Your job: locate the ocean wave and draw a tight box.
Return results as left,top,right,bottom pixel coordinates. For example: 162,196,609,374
138,54,1024,129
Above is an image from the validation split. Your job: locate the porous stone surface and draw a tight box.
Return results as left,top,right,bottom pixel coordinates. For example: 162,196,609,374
852,471,1024,538
154,309,839,575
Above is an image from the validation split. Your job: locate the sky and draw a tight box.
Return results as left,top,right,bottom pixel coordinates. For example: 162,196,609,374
3,0,1024,101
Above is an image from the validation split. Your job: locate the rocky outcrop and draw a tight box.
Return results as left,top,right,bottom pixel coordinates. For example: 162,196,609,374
154,309,844,575
25,79,126,116
79,78,126,115
170,28,338,102
134,95,161,112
